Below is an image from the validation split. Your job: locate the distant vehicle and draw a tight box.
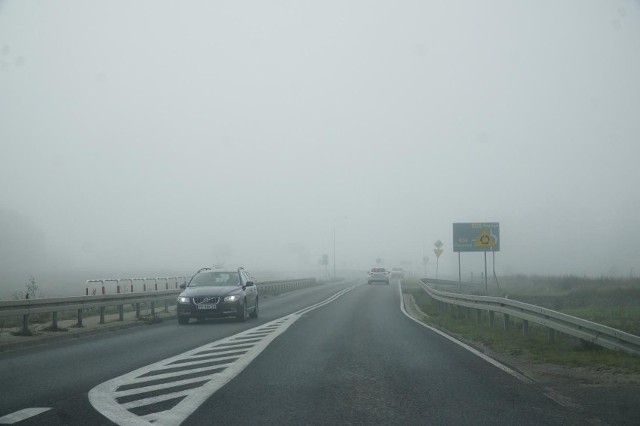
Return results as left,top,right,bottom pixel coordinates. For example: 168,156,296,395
368,267,390,285
390,268,405,279
177,267,258,324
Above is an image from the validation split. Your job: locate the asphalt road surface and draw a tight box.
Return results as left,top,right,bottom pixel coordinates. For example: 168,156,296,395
0,280,631,425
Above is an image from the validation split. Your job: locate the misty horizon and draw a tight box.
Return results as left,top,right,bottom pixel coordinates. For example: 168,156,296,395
2,1,640,297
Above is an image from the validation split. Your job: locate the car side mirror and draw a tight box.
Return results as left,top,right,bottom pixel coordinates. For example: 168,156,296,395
180,283,186,289
245,281,254,287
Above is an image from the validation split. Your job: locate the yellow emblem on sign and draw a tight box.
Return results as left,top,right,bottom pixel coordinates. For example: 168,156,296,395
474,229,497,248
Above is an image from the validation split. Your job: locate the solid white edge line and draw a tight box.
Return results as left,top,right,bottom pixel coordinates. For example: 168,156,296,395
397,281,534,384
0,408,52,424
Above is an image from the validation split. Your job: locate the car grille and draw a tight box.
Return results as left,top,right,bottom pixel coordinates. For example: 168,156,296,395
193,297,220,305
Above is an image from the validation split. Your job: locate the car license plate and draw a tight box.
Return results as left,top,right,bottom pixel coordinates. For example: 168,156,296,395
197,304,216,310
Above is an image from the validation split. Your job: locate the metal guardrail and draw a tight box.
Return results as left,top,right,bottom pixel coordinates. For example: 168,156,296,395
1,278,319,335
258,278,318,295
85,277,188,295
419,278,640,356
0,290,180,334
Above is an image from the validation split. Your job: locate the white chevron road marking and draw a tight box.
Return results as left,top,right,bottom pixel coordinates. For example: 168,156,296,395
89,285,357,426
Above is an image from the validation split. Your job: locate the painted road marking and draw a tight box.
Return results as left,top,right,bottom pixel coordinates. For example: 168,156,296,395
0,408,52,424
397,281,534,384
89,286,357,426
398,282,582,409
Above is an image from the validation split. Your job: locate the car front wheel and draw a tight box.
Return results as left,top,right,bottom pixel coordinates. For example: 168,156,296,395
250,298,259,318
237,300,248,322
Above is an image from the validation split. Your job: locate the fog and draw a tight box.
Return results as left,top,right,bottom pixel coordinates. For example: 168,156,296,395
2,1,640,296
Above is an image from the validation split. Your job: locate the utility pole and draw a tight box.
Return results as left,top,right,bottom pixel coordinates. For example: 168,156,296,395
333,216,348,280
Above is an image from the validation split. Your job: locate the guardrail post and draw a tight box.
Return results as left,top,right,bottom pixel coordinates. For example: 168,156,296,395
151,301,156,317
22,314,29,334
52,311,58,329
135,303,140,318
164,300,169,313
100,307,105,324
118,305,124,321
76,309,83,327
419,278,640,355
133,278,144,293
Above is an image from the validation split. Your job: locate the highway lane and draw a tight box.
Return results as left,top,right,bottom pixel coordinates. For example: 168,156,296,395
0,280,354,425
1,279,625,425
185,281,589,425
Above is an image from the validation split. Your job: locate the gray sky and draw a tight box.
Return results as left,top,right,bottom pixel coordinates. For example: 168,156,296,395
1,0,640,286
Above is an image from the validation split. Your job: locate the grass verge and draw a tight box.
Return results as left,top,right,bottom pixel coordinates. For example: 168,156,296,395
405,282,640,373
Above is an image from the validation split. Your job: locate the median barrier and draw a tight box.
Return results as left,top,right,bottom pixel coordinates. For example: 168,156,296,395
1,277,319,336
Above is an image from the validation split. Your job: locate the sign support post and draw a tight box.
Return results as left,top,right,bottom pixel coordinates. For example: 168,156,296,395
484,250,488,295
452,222,500,295
458,252,461,287
433,240,443,280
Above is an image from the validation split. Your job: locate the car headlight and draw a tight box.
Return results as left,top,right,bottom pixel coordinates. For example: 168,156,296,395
224,295,240,302
177,296,190,303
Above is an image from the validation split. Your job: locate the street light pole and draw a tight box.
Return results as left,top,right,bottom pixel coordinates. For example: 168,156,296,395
333,224,336,280
333,216,347,280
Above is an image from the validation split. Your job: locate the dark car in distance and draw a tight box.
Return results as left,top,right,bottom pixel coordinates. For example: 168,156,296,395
177,267,258,324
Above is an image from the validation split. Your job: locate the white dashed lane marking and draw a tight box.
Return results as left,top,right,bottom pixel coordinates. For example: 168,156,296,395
0,408,52,424
89,286,357,426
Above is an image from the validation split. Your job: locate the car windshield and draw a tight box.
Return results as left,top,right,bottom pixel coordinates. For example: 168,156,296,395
189,272,240,287
371,268,386,273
